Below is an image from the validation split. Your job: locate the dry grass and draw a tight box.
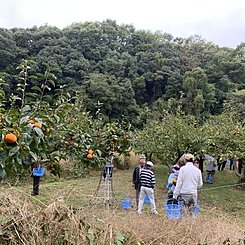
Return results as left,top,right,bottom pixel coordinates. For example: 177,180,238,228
0,169,244,244
0,193,244,245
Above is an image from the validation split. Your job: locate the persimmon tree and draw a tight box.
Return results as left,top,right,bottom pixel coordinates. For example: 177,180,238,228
134,108,244,183
201,111,245,183
0,59,134,180
133,109,206,166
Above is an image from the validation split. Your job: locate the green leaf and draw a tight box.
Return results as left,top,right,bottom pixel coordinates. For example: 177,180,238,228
22,105,31,113
9,146,20,157
17,83,25,88
34,127,44,138
48,80,55,87
0,90,6,96
43,95,53,101
29,151,38,161
20,115,30,124
16,156,22,165
25,124,34,135
95,149,102,157
36,73,45,78
0,168,6,179
12,95,22,101
54,115,60,123
26,92,37,98
31,86,42,92
16,87,24,92
28,75,38,80
116,231,125,244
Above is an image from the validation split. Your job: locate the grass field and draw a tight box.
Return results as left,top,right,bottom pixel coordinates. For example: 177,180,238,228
0,164,244,244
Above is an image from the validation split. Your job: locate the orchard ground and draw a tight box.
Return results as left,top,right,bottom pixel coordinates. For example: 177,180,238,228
0,161,244,244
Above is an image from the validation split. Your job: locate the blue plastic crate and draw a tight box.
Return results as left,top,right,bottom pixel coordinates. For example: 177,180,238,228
121,198,132,209
33,168,45,177
144,195,151,204
164,203,182,219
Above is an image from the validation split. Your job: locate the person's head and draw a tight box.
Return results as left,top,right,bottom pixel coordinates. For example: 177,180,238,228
184,153,194,163
171,164,180,173
145,161,154,169
194,158,200,168
139,154,146,167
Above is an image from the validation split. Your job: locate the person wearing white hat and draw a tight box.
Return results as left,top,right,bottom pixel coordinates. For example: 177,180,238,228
137,161,158,215
173,153,203,214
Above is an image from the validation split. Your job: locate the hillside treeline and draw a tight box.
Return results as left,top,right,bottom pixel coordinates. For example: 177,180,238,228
0,19,244,124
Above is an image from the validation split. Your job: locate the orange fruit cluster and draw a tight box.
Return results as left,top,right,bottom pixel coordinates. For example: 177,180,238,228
28,119,42,129
87,149,93,159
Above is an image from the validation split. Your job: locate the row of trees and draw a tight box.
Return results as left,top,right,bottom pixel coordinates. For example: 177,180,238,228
0,20,244,183
133,108,245,182
0,20,245,123
0,59,244,183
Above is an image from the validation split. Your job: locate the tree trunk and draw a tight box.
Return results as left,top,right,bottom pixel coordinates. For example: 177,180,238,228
234,159,245,183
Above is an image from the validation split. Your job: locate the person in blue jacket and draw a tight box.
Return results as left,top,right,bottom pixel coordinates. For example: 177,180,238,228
166,164,180,198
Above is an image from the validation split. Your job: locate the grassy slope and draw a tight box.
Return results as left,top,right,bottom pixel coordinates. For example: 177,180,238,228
1,165,243,222
0,165,244,244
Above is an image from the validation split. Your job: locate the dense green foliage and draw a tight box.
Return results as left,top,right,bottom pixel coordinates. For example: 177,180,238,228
0,20,244,181
0,20,244,122
0,60,131,179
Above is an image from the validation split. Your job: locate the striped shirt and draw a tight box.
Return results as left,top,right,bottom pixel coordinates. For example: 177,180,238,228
140,168,156,189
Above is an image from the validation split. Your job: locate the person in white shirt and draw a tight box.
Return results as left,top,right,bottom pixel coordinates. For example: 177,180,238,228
173,153,203,213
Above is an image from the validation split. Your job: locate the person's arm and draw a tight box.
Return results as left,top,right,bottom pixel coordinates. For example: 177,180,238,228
173,170,183,199
167,174,173,185
133,167,137,185
151,172,156,188
197,171,203,189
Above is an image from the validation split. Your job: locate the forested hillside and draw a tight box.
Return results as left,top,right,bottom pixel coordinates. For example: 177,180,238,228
0,19,245,123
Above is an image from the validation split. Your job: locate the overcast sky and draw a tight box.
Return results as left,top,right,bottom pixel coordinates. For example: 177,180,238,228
1,0,245,48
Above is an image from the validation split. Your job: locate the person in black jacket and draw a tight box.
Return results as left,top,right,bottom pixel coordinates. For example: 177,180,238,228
132,155,146,208
31,158,47,196
31,160,43,196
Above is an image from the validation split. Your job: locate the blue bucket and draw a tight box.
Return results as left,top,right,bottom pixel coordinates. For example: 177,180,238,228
121,198,132,209
164,203,182,219
33,168,45,177
144,195,150,205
